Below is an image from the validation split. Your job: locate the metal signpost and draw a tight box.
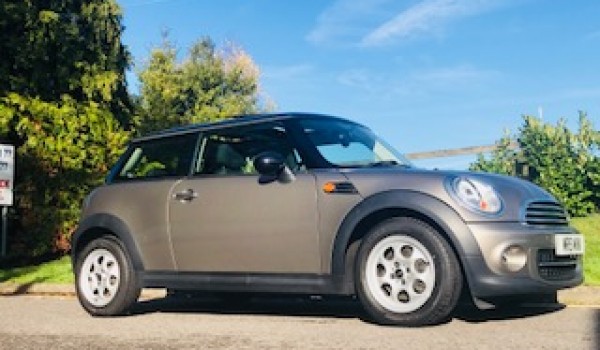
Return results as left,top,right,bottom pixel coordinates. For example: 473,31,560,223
0,144,14,257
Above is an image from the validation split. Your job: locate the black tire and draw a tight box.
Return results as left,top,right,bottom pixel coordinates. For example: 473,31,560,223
74,236,141,316
355,217,462,326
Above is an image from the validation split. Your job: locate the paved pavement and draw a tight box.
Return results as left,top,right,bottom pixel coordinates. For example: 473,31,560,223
0,293,598,349
1,282,599,305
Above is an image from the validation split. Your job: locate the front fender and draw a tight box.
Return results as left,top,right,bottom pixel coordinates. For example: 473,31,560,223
71,213,145,271
331,190,481,277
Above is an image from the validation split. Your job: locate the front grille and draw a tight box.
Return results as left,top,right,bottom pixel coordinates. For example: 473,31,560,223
537,249,578,281
524,201,568,226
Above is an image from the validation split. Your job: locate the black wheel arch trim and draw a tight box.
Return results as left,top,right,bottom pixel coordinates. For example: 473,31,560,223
331,190,482,281
71,213,145,271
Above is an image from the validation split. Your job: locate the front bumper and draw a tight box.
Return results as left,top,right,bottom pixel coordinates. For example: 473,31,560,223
463,222,583,299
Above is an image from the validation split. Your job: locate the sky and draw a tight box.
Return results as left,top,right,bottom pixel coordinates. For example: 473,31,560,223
118,0,600,169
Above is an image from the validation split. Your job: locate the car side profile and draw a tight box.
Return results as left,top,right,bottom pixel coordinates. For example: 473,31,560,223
72,113,584,326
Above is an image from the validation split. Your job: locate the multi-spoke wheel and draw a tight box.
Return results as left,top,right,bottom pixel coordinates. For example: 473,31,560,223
355,217,462,326
79,248,121,307
75,236,140,316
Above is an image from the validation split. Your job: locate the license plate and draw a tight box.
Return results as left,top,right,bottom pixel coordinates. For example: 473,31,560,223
555,234,585,256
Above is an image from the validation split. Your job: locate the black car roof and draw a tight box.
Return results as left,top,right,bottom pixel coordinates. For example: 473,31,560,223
132,112,356,142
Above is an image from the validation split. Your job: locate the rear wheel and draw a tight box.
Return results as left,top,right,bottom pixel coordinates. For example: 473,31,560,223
355,217,462,326
75,236,141,316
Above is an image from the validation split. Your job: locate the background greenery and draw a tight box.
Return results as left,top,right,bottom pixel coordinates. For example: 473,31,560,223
0,1,261,261
136,36,264,134
572,215,600,285
471,113,599,217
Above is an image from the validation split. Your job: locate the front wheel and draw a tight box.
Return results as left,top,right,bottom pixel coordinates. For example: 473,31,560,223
75,236,141,316
355,217,462,326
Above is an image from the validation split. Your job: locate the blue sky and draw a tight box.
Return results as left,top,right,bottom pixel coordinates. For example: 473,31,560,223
119,0,600,169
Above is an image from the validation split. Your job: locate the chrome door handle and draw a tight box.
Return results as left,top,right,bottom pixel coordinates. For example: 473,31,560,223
173,189,198,202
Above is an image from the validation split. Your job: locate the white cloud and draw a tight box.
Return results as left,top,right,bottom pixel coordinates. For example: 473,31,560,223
555,87,600,100
262,64,315,80
337,69,379,91
362,0,499,47
336,64,499,97
307,0,505,47
307,0,393,45
584,30,600,41
411,65,499,86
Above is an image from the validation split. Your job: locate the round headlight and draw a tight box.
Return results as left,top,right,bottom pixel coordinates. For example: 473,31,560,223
450,177,503,215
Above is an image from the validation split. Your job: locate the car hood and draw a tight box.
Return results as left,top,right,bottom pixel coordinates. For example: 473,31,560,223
339,167,559,223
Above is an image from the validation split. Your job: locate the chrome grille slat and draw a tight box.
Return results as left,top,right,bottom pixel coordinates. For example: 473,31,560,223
527,210,566,216
538,261,577,268
524,201,568,226
527,218,568,224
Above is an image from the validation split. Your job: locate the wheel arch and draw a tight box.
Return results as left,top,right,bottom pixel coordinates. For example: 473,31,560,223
71,213,145,272
332,190,480,286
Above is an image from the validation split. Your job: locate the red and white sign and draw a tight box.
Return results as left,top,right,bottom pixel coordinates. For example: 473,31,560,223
0,145,14,206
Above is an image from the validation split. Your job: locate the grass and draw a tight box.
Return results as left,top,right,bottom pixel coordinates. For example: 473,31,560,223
0,215,598,286
571,214,600,286
0,255,73,284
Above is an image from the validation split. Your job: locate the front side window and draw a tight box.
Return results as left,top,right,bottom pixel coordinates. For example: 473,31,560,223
299,118,411,168
195,123,303,176
115,133,198,181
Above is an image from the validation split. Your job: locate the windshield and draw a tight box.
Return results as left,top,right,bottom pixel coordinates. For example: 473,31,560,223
299,118,412,168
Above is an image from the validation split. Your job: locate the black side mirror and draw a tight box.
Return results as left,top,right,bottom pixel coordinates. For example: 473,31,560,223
253,152,295,184
254,152,285,176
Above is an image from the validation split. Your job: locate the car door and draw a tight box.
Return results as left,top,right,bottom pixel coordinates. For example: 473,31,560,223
168,122,321,273
108,133,199,270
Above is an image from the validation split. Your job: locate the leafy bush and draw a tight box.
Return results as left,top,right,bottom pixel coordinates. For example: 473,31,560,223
136,37,263,134
0,93,129,257
0,0,132,125
471,113,599,217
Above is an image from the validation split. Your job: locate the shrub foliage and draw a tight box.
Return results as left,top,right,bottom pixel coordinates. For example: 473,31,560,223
0,2,267,259
136,37,263,134
0,0,131,258
471,113,599,217
0,94,129,257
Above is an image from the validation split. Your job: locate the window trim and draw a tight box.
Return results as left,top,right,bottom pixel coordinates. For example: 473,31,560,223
191,121,303,178
110,133,200,183
287,118,411,169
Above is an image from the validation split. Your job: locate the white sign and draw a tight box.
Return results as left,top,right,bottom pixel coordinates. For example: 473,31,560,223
0,144,14,206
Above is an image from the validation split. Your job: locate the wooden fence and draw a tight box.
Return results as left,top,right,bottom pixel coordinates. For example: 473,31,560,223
405,142,518,160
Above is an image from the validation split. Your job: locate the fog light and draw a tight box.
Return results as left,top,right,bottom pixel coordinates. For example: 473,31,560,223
500,245,527,273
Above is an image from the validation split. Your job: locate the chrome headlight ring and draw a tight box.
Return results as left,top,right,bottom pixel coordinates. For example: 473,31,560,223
447,177,504,216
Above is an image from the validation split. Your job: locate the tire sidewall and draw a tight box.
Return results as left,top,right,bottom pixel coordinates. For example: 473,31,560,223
75,236,139,316
355,217,461,326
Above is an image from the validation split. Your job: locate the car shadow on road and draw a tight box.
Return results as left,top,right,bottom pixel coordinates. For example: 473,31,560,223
129,292,568,325
131,293,363,320
453,302,565,323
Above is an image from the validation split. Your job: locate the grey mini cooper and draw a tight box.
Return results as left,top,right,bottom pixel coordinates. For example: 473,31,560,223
72,113,584,326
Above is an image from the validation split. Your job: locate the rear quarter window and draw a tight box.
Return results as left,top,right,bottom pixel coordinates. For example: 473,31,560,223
114,133,198,181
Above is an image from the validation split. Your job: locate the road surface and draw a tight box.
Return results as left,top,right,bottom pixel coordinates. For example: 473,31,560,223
0,294,597,349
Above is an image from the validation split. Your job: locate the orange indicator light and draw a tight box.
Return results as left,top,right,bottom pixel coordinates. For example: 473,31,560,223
323,182,336,193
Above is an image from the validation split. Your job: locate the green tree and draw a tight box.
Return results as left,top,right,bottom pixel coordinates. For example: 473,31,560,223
0,94,129,257
0,0,132,258
471,113,600,217
471,131,517,176
136,37,262,134
0,0,132,125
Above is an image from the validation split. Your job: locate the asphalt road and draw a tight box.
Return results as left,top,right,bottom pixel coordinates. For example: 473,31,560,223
0,294,598,349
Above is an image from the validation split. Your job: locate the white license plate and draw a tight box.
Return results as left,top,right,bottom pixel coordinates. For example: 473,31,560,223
555,234,585,256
